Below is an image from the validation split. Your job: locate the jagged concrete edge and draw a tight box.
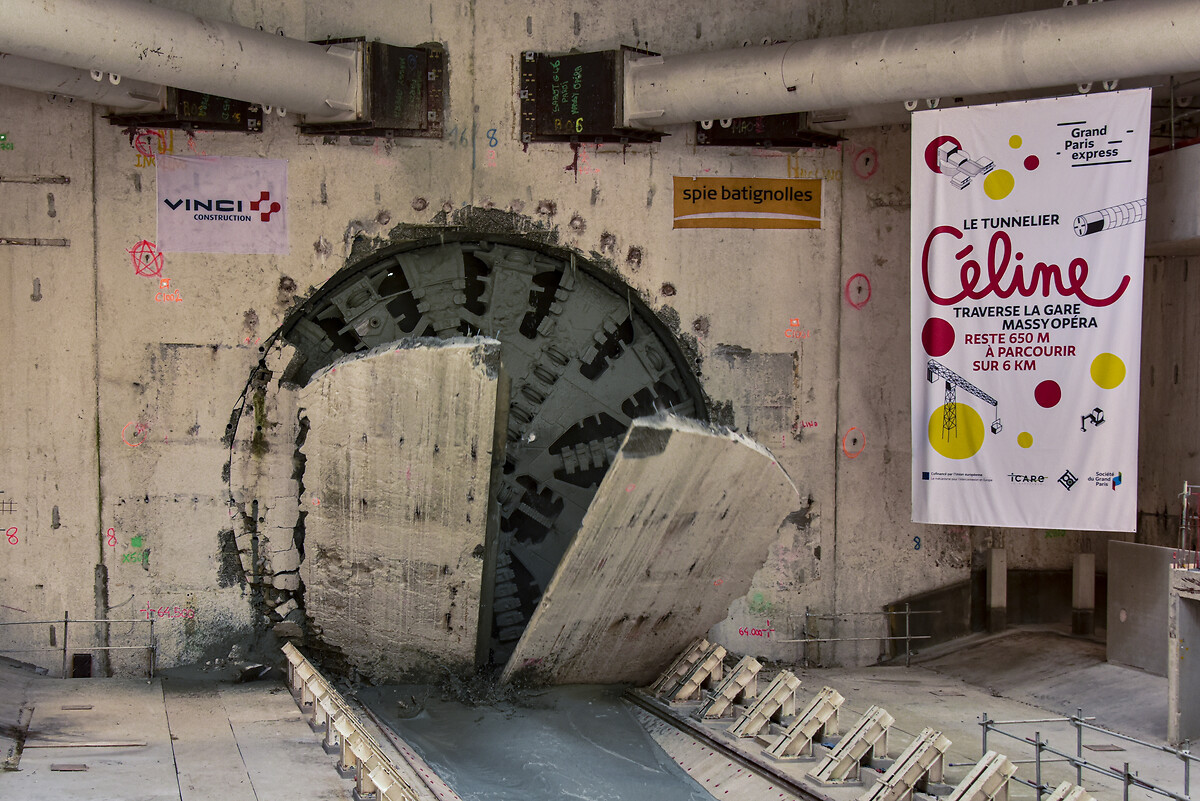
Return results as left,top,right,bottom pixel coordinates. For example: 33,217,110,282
619,412,799,497
502,412,799,681
302,336,503,387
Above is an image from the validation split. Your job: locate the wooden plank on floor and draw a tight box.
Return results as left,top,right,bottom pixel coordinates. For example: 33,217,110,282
26,740,147,748
4,673,179,800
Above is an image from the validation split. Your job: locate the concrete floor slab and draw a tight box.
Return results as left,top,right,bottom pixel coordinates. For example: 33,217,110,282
503,415,800,685
216,683,354,801
163,677,260,801
1,665,356,801
919,629,1167,742
6,670,178,800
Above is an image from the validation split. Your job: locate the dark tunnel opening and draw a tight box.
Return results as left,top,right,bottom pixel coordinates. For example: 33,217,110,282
276,234,708,666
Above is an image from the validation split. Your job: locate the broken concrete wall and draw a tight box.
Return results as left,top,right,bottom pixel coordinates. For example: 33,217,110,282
297,340,501,681
502,415,798,685
0,0,1179,675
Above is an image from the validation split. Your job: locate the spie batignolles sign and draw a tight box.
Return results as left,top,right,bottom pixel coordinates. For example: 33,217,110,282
910,90,1149,532
156,155,289,255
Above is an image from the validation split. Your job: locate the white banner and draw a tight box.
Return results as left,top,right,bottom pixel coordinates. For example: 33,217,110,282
157,155,289,254
911,90,1150,532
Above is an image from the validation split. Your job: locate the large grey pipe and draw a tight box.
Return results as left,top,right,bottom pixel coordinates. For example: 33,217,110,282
807,74,1196,132
625,0,1200,127
0,0,358,119
0,52,164,112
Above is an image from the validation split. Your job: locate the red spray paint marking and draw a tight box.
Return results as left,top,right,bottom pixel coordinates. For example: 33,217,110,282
128,240,164,277
842,427,866,458
140,604,195,620
122,422,149,447
133,129,167,158
739,620,776,638
6,526,18,545
106,528,117,547
844,273,871,310
852,146,879,179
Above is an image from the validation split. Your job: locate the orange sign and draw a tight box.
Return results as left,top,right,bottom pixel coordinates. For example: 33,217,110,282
673,177,822,229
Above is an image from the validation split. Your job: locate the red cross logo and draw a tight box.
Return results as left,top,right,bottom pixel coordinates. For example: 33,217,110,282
249,191,281,222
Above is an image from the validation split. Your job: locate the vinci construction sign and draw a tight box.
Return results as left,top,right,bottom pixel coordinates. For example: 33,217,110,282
672,177,821,229
157,155,289,255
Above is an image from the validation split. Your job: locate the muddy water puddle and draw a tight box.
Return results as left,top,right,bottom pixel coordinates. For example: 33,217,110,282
360,684,710,801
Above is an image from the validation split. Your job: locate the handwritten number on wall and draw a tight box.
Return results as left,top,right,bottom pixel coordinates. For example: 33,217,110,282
914,536,922,550
6,527,17,545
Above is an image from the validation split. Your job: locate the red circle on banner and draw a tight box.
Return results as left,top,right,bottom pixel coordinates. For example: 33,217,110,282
1034,380,1062,408
925,136,961,173
921,318,955,357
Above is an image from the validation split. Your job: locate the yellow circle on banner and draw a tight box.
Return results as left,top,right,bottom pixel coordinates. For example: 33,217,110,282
928,404,986,460
1090,352,1126,389
1018,431,1033,449
984,169,1015,200
1009,135,1022,149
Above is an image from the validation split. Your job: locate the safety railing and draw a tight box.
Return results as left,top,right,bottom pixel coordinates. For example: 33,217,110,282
1179,482,1200,568
958,710,1196,801
778,606,940,667
282,642,423,801
0,611,156,678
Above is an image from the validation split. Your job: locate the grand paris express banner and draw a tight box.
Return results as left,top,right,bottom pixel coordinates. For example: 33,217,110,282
911,90,1149,532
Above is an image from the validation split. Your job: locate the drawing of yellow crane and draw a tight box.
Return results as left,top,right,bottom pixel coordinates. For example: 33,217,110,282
927,359,1002,438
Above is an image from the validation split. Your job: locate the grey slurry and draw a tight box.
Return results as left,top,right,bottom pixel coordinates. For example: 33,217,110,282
359,684,711,801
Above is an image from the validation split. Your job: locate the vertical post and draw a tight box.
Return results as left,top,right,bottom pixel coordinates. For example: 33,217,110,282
1183,481,1189,554
981,712,989,755
1123,762,1131,801
1183,743,1190,799
1035,731,1043,800
1171,77,1177,150
803,606,811,667
905,603,912,668
987,548,1007,633
1075,708,1084,786
1072,554,1096,636
61,610,69,678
